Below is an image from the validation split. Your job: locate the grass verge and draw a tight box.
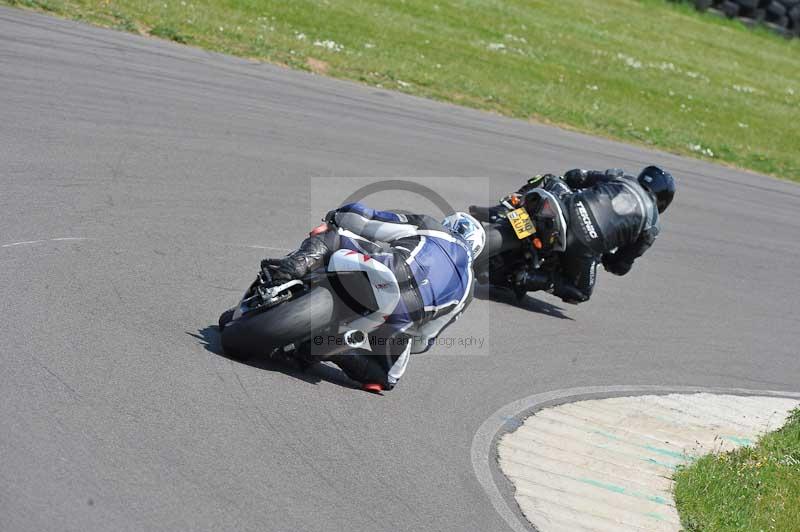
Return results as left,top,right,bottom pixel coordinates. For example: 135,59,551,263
4,0,800,181
673,407,800,531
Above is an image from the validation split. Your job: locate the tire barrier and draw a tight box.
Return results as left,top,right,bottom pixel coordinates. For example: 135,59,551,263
690,0,800,37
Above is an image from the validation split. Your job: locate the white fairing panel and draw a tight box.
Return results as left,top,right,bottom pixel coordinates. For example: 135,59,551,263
328,249,401,333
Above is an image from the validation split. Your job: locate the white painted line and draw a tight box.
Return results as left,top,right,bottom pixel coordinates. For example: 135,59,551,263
1,240,44,247
1,237,90,248
211,242,292,252
471,386,800,532
245,245,291,251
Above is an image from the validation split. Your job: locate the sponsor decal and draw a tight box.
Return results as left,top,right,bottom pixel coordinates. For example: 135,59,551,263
575,201,598,239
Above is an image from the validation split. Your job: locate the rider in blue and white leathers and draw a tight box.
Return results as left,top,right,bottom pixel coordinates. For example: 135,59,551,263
262,202,485,392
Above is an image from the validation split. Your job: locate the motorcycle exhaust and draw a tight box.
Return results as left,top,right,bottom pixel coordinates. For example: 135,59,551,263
308,329,369,359
516,270,553,292
343,329,367,349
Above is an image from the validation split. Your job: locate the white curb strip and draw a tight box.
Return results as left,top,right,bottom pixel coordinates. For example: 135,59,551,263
498,393,799,532
471,386,800,532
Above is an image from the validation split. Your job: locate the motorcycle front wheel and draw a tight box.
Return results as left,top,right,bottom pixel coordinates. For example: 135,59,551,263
218,308,235,331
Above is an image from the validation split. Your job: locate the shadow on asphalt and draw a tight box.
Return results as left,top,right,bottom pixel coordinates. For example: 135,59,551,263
474,285,574,320
188,326,360,390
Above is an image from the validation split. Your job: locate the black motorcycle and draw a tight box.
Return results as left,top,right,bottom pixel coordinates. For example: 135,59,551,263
218,246,404,363
219,187,568,362
470,187,569,300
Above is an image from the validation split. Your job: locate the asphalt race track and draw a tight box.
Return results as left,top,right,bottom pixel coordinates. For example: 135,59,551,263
2,8,799,532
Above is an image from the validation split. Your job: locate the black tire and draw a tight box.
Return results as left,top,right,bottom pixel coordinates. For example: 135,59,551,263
764,20,790,32
221,286,335,359
735,0,758,10
721,1,740,16
767,0,787,17
218,308,235,331
695,0,713,10
789,5,800,21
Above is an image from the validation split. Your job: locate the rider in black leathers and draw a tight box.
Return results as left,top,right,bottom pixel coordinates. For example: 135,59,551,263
513,165,675,303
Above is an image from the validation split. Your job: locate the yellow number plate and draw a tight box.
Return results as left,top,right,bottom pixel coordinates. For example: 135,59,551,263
507,207,536,239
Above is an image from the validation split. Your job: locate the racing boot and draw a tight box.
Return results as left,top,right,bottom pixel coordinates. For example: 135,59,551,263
551,274,588,305
261,235,331,286
328,352,392,393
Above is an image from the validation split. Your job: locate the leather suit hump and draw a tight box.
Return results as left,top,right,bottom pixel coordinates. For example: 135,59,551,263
565,175,659,253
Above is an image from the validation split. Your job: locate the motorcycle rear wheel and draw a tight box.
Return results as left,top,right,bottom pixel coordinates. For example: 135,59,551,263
221,286,335,359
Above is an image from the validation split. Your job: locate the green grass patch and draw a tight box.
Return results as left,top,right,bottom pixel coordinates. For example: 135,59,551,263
150,22,189,43
4,0,800,181
674,408,800,531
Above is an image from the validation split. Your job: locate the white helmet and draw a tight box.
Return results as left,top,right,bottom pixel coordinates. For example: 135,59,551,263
442,212,486,259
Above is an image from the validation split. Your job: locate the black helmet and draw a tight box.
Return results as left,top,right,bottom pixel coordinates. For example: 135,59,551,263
637,166,675,213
